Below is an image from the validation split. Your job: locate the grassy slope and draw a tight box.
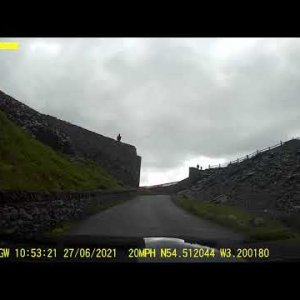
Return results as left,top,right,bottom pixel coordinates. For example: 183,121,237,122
0,110,121,191
174,195,297,241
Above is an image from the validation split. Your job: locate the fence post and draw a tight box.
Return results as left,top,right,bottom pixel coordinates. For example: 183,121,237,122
280,140,282,146
208,164,210,169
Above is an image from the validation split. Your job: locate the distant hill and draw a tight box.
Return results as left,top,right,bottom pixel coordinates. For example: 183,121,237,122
143,181,179,188
0,90,141,187
0,110,121,191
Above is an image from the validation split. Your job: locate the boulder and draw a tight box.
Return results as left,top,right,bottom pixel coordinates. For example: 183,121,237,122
228,214,238,221
19,208,33,220
251,217,265,227
214,194,229,204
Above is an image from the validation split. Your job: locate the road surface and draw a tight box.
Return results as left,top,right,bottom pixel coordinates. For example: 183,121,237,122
68,195,245,244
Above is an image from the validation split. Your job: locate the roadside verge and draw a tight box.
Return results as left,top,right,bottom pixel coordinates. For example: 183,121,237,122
172,194,298,242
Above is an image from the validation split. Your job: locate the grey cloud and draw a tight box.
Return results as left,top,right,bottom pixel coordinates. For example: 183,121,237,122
1,38,300,184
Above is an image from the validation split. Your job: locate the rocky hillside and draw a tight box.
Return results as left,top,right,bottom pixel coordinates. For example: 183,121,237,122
0,90,141,187
0,110,121,191
177,139,300,219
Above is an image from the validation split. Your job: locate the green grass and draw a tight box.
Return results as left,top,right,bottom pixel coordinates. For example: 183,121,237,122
44,221,75,239
174,195,297,241
0,110,121,191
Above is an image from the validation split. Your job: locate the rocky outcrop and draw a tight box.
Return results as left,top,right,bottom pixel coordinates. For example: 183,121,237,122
178,139,300,220
0,90,141,187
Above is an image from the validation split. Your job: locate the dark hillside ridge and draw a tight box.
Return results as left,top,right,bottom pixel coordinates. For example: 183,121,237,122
0,90,141,187
178,139,300,220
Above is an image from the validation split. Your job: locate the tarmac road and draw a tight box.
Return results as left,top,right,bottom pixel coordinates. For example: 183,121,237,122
68,195,245,245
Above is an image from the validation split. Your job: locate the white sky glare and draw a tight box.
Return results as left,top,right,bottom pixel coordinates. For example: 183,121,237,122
1,38,300,186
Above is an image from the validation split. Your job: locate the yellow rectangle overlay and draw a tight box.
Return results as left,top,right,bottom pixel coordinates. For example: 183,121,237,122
0,42,20,50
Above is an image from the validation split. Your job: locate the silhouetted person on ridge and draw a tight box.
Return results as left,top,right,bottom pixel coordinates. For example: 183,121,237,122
117,133,122,142
197,164,199,169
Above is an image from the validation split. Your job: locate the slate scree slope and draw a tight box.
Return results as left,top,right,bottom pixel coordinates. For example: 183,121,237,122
175,139,300,227
0,90,141,187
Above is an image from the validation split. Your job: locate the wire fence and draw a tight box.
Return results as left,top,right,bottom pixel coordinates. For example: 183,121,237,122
203,137,300,170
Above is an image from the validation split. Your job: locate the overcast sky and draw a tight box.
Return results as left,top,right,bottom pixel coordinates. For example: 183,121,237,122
1,38,300,185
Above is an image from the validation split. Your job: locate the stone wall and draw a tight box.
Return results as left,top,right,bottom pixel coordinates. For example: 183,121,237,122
189,167,201,181
0,189,137,240
0,90,141,187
